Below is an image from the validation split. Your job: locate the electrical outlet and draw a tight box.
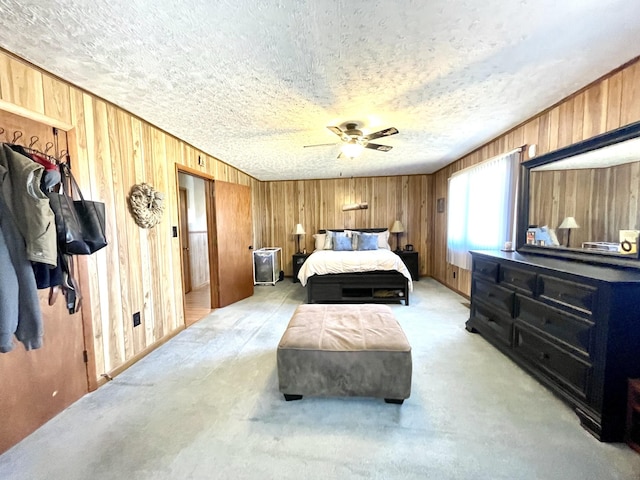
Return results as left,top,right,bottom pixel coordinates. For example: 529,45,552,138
133,312,141,327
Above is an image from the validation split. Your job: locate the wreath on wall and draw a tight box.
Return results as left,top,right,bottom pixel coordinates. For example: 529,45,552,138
128,183,164,229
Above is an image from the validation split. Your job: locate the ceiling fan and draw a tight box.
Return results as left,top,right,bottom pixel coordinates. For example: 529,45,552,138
304,122,399,158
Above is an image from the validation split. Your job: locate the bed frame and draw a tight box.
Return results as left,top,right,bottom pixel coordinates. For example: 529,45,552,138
305,229,410,306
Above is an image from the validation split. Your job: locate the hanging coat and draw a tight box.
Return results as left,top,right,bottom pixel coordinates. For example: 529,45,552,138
0,144,57,266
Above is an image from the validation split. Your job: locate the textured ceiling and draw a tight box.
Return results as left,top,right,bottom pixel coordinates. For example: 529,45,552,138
0,1,639,181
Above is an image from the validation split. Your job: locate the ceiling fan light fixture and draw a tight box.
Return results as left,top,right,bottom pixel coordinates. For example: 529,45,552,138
341,140,364,158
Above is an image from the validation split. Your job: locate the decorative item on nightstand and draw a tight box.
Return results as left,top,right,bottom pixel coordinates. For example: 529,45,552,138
293,223,306,254
559,216,579,247
390,220,404,253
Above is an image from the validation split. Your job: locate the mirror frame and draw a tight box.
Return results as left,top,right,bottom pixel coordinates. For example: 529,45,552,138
516,119,640,268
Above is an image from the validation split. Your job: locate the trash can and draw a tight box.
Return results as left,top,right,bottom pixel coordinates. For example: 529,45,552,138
253,247,282,285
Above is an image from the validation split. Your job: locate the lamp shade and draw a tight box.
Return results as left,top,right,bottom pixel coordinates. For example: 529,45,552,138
390,220,404,233
293,223,306,235
559,217,580,229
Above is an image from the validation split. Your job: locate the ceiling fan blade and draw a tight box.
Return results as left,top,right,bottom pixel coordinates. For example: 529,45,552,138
327,126,349,141
303,142,338,148
365,143,393,152
364,127,399,141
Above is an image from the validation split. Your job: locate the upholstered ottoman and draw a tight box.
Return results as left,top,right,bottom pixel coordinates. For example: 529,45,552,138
277,304,412,404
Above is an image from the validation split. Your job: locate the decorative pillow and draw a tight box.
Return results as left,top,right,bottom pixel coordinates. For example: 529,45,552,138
357,233,378,251
344,229,358,249
377,230,391,249
322,231,335,250
333,232,353,251
313,233,326,251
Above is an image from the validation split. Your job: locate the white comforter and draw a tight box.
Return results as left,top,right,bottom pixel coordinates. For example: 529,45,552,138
297,249,413,290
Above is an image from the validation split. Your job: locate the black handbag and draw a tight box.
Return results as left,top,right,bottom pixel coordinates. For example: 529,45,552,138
47,163,107,255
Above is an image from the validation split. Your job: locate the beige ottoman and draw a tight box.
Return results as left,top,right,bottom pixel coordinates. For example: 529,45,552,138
277,304,412,404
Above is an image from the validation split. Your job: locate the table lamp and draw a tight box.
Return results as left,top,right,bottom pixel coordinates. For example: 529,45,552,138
559,216,579,247
390,220,404,253
293,223,306,254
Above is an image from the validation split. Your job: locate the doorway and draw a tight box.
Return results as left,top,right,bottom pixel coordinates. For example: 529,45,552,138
178,172,211,326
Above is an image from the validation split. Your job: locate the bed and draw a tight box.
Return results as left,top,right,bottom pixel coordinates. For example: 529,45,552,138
297,229,413,306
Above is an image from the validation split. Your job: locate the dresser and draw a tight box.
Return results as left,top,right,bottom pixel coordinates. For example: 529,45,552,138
467,250,640,441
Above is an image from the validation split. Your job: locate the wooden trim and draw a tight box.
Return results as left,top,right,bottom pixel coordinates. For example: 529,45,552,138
206,180,221,309
100,325,185,380
68,127,99,392
0,98,73,130
177,163,216,181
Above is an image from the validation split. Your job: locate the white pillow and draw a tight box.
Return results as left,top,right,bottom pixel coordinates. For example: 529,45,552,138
313,233,326,251
377,230,391,249
323,231,334,250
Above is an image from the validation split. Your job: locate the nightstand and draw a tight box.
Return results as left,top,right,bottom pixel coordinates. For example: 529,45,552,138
292,253,311,283
397,251,419,281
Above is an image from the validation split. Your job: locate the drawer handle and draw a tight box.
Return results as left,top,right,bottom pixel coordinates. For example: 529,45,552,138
539,352,550,361
542,317,551,326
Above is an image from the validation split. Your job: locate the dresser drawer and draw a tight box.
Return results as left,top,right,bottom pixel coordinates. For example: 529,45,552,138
515,295,594,357
472,278,514,316
471,299,513,346
473,257,499,282
537,275,596,316
515,326,592,399
500,265,537,295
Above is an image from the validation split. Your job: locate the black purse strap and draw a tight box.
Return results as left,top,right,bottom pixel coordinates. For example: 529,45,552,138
60,163,86,202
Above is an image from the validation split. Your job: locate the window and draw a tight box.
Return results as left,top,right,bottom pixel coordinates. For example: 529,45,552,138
446,149,521,270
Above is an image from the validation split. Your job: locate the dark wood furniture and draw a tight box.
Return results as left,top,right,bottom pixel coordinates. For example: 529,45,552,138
397,250,419,281
304,228,411,306
292,253,310,283
307,272,409,306
467,250,640,441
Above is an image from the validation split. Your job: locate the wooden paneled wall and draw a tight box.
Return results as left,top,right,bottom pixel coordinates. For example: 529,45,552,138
253,175,433,277
0,50,257,385
432,57,640,297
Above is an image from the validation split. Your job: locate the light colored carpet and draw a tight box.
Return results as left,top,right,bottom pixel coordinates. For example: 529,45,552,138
1,279,639,480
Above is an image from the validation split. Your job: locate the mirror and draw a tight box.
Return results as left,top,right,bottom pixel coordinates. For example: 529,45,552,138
517,120,640,267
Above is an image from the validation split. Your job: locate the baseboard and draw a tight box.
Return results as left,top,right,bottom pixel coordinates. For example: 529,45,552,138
95,325,186,386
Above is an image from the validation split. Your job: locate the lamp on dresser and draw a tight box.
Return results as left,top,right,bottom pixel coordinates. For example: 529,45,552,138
390,220,404,253
559,216,580,247
293,224,306,254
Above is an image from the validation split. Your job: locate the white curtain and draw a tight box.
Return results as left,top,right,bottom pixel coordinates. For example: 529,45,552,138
446,149,521,270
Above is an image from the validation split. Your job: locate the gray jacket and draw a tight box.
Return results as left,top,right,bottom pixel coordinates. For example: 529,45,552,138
0,144,57,266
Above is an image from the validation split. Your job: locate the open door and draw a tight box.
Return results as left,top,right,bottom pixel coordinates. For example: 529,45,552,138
209,180,254,307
